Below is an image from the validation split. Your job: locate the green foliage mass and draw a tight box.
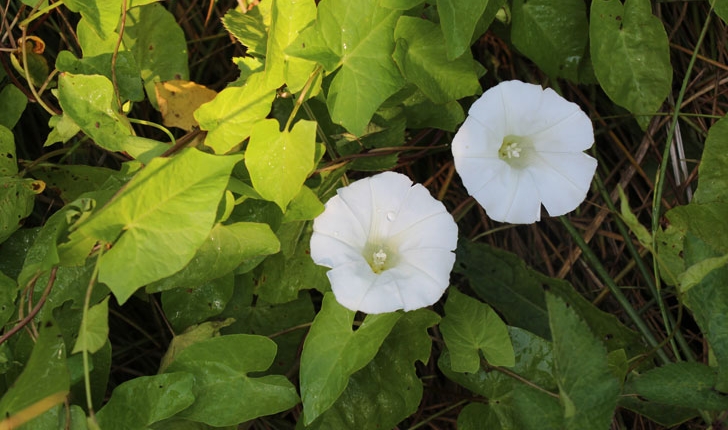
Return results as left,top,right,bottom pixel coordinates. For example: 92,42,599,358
0,0,726,429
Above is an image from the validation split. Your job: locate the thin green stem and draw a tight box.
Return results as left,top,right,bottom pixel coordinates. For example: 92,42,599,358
593,173,693,361
284,65,323,133
651,13,712,289
81,247,105,424
489,363,559,399
20,28,56,116
18,0,64,28
128,118,176,147
111,0,129,111
559,216,671,364
407,399,468,430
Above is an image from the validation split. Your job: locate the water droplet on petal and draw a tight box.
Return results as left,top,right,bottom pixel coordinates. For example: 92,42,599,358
386,211,396,222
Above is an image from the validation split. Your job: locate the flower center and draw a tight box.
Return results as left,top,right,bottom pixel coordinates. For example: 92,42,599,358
498,136,531,167
371,248,387,274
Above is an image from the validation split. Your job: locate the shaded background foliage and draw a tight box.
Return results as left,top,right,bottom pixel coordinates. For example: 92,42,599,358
0,0,727,429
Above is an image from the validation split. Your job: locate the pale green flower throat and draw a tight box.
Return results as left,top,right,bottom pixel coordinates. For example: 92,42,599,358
498,135,531,167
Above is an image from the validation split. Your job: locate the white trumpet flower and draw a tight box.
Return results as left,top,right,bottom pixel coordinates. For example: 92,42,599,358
452,80,598,224
310,172,458,314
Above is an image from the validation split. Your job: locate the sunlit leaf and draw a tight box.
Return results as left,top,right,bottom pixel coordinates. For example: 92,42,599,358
590,0,672,129
287,0,405,135
436,0,489,60
222,7,268,57
282,186,324,223
440,288,515,372
266,0,317,92
123,3,189,108
44,114,82,147
165,334,300,426
63,148,242,304
72,296,110,354
195,72,276,154
147,222,280,292
55,18,144,102
64,0,121,39
300,293,401,424
246,119,316,211
392,16,481,104
57,73,168,160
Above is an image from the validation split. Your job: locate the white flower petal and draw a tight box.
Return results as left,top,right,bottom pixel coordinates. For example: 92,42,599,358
310,232,365,268
386,265,449,312
454,157,509,199
399,248,456,286
471,167,542,224
496,80,549,135
529,110,594,153
365,171,414,240
327,261,397,313
532,152,598,216
393,212,459,252
451,115,502,158
335,177,375,236
466,86,508,138
311,194,368,250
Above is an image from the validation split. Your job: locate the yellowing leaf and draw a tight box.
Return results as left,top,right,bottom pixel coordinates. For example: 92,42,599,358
155,80,217,131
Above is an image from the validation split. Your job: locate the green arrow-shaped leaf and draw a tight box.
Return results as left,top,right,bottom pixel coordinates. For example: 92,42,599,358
165,334,300,426
195,72,276,154
57,73,167,160
95,372,195,430
436,0,489,60
307,309,440,429
246,119,316,211
287,0,405,135
511,0,588,81
63,148,242,304
694,115,728,204
73,295,110,354
300,293,401,424
265,0,317,92
0,323,69,423
393,16,481,104
440,288,515,372
547,293,619,429
590,0,672,129
147,221,280,292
